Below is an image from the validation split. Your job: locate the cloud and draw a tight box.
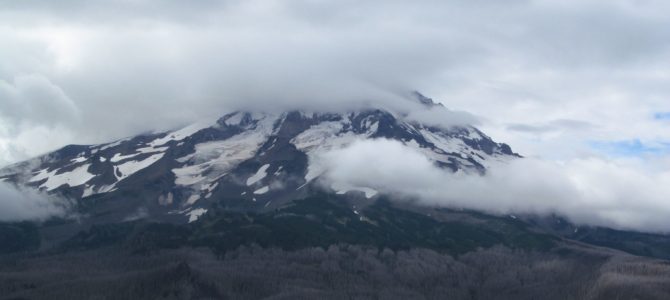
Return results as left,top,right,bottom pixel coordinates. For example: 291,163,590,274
0,182,70,222
0,0,669,166
405,106,480,129
320,139,670,233
0,75,81,165
0,0,668,233
507,119,594,134
0,1,668,236
0,74,79,131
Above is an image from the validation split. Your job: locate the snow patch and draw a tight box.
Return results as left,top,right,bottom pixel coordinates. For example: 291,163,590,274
148,120,213,147
114,153,164,181
158,193,174,206
274,166,283,175
186,194,200,205
136,145,169,154
187,208,207,223
173,164,208,186
466,129,482,140
331,182,378,199
29,164,96,191
82,184,116,198
110,152,141,163
71,156,87,163
419,128,513,169
368,121,379,134
254,186,269,195
246,164,270,186
223,112,244,126
172,113,277,193
99,139,126,151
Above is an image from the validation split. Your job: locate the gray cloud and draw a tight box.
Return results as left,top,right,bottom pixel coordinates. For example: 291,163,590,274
0,74,80,131
507,119,595,134
0,0,669,235
406,106,481,129
0,182,70,222
0,0,669,166
320,139,670,233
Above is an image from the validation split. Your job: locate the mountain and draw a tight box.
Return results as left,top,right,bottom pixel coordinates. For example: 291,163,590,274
0,93,517,226
5,95,670,299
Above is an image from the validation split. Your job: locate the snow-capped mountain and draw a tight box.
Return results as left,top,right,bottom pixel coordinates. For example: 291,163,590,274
0,94,518,224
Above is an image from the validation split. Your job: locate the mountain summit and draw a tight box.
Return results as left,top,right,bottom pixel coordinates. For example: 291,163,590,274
4,96,670,300
0,95,517,224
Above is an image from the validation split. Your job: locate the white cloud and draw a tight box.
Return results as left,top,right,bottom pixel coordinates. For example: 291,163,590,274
0,75,80,165
0,74,79,129
0,0,668,166
0,182,70,222
1,0,670,230
320,139,670,233
405,105,480,129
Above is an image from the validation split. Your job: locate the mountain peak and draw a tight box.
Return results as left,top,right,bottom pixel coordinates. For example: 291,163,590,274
0,100,518,224
411,91,444,108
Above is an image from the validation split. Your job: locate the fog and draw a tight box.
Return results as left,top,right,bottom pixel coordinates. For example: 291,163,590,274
1,0,670,230
0,182,70,222
321,139,670,232
2,0,670,165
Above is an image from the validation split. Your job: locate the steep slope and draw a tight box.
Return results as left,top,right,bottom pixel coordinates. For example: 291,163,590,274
5,96,670,299
0,95,517,225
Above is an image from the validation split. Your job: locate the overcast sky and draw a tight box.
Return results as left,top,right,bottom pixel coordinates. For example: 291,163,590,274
2,1,670,231
1,0,670,165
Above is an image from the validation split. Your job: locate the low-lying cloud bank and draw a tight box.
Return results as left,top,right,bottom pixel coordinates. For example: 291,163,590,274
0,182,70,222
320,139,670,233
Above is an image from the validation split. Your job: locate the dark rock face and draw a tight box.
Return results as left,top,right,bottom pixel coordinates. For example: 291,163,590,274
4,99,670,299
0,100,518,225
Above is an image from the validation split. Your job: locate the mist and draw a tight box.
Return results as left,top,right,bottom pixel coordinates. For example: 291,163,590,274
0,182,70,222
2,0,670,232
320,139,670,233
2,0,670,166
